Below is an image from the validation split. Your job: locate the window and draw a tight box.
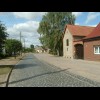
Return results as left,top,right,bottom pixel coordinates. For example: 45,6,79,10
66,39,69,46
67,48,68,51
94,46,100,54
99,47,100,53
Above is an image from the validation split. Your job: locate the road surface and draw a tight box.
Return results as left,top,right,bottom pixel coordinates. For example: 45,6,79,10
8,54,100,87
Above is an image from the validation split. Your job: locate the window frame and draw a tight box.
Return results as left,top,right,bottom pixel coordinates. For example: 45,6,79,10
94,46,100,54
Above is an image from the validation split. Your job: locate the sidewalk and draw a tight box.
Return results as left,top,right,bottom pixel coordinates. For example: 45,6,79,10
33,53,100,83
0,53,26,87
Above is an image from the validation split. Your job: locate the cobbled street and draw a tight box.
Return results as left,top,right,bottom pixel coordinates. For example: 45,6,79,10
8,54,100,87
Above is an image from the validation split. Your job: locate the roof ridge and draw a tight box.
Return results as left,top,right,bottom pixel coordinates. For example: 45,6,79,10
64,24,95,37
84,22,100,39
67,24,95,28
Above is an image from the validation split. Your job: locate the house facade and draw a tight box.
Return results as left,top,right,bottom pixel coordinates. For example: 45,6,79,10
83,23,100,61
63,24,95,59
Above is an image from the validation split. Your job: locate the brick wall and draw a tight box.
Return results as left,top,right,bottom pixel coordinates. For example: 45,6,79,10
84,39,100,61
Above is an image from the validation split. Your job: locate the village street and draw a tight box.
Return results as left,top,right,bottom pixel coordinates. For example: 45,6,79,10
8,53,100,87
0,12,100,87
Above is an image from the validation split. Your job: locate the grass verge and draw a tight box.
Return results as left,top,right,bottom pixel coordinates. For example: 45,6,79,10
0,65,13,75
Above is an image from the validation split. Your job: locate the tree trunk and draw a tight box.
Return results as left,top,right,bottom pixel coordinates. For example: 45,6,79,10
57,50,59,56
58,47,63,56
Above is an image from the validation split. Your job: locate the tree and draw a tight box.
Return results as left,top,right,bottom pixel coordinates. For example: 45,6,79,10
5,39,22,57
30,44,35,52
38,12,75,56
24,48,33,53
0,21,8,56
30,44,34,49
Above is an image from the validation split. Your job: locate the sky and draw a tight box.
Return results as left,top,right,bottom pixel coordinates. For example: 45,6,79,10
0,12,100,47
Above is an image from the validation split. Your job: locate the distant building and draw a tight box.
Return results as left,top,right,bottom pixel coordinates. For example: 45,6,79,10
35,46,46,53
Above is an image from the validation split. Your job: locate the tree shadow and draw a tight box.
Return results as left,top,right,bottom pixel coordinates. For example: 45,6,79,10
14,63,38,69
21,57,34,60
0,81,6,85
8,68,70,86
0,65,14,68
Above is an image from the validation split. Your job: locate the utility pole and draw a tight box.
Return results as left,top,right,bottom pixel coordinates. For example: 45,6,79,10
20,32,21,43
20,32,22,56
24,38,25,54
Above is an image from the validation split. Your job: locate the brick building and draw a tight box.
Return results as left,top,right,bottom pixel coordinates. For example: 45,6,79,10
63,23,100,61
83,23,100,61
63,24,95,59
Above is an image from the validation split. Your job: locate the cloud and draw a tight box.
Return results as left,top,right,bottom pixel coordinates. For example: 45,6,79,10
13,21,39,32
75,23,80,25
85,12,100,24
86,24,97,27
0,12,8,15
72,12,83,17
0,12,12,16
12,12,46,20
0,12,5,15
7,21,41,47
91,25,97,27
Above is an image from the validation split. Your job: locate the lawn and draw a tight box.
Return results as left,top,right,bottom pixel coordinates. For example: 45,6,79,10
0,66,13,86
0,66,13,75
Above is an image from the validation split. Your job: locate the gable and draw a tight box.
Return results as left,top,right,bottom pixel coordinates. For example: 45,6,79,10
63,24,95,38
63,28,73,40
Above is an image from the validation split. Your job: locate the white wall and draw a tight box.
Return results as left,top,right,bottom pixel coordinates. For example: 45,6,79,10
63,29,73,59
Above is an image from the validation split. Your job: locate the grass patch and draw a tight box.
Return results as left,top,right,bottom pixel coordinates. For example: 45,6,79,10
0,66,13,75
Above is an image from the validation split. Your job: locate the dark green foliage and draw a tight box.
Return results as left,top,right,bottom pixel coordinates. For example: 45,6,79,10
24,48,34,53
5,39,22,56
0,21,8,55
30,44,34,49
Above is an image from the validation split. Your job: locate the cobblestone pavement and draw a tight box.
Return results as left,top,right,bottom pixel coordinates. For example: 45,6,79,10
8,54,100,87
33,53,100,83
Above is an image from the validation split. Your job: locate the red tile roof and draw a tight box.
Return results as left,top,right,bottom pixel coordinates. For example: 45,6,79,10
64,24,95,36
84,23,100,39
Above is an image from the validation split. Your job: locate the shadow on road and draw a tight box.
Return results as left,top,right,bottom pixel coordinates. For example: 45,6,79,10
0,65,14,68
0,81,6,85
21,57,34,60
8,68,70,86
14,64,38,69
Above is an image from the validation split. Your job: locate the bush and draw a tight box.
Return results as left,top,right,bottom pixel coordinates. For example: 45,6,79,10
0,53,9,59
0,53,5,59
49,50,57,55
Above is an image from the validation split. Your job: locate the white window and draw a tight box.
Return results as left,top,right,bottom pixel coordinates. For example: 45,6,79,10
99,47,100,53
94,46,100,54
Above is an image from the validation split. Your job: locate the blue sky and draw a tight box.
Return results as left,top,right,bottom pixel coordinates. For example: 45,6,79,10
0,12,100,47
74,12,100,26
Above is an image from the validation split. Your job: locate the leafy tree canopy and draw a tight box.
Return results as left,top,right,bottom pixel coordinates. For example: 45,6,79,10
0,21,8,53
38,12,75,56
5,39,22,56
